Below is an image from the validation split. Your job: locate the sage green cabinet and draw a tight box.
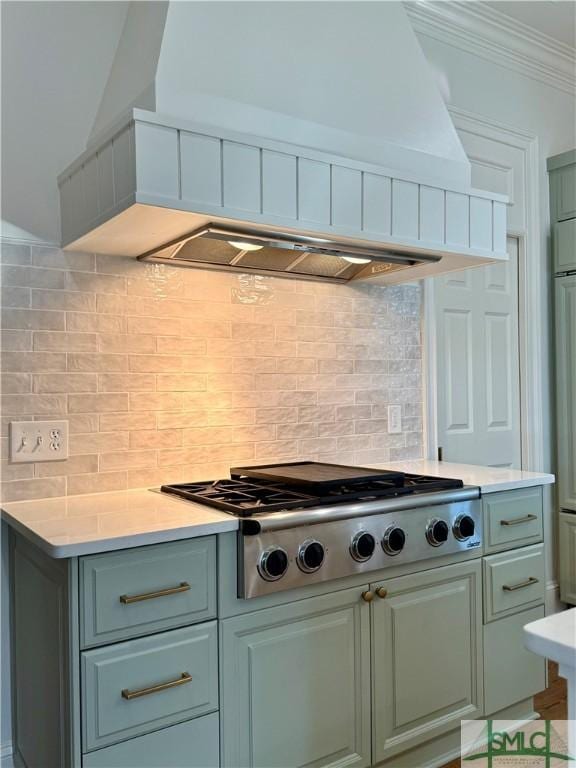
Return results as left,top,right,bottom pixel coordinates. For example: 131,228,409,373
370,560,483,764
553,219,576,273
483,486,543,553
483,544,545,622
82,713,220,768
555,274,576,514
483,606,546,715
548,150,576,223
220,585,371,768
559,512,576,604
82,622,218,752
80,537,217,648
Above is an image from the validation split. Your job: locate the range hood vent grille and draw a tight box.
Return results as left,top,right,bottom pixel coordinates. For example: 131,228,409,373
138,225,440,283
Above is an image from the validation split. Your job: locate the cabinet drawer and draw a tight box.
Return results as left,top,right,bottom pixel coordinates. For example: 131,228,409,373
82,623,218,752
483,487,543,553
484,606,546,715
483,544,545,622
83,712,220,767
80,537,216,647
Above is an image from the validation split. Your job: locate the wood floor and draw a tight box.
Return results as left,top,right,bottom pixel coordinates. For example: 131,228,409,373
440,662,568,768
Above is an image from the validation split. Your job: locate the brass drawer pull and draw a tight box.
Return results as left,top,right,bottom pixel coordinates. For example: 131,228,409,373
502,576,539,592
361,590,374,602
375,587,388,599
500,514,538,527
119,582,191,604
122,672,192,700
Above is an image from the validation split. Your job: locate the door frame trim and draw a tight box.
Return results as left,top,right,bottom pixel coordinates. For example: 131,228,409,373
424,107,544,473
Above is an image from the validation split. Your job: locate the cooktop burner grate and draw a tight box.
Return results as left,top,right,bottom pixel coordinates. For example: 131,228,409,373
160,467,465,517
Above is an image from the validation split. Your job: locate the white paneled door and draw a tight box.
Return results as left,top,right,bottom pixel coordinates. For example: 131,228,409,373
435,237,521,468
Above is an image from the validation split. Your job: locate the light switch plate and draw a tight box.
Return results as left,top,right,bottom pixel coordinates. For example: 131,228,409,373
387,405,402,434
10,420,69,463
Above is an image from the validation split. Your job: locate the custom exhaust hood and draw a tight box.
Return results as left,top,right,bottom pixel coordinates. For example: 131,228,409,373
58,2,508,285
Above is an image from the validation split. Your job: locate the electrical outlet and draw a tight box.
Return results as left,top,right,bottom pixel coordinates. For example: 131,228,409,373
387,405,402,434
10,420,69,463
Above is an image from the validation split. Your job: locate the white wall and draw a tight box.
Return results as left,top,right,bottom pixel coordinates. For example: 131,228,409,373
0,1,129,245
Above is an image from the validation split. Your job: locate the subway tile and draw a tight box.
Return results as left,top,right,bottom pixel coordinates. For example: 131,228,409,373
128,355,183,373
33,331,98,352
1,373,31,393
129,392,183,411
130,430,182,449
99,450,157,471
32,247,95,272
277,422,318,440
127,316,181,336
275,358,317,375
65,271,126,294
98,334,156,354
68,393,128,413
335,405,372,421
69,432,129,454
98,374,155,392
298,405,336,423
156,337,207,355
2,265,65,289
255,407,297,424
67,354,128,372
2,308,65,331
99,413,156,432
157,374,206,392
1,476,66,502
33,373,97,393
68,414,99,433
32,290,96,312
1,286,30,308
2,351,66,372
299,437,338,454
67,471,127,495
1,330,32,350
35,454,98,477
0,242,31,265
254,440,299,459
1,393,67,416
66,312,126,333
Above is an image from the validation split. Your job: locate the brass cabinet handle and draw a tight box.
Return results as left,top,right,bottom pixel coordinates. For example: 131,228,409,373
502,576,539,592
122,672,192,700
500,514,538,527
119,582,191,604
375,587,388,599
361,590,374,602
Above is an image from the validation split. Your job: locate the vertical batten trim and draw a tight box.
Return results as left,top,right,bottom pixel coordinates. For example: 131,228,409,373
329,164,334,227
176,129,182,201
360,171,365,232
295,156,300,221
219,138,225,207
259,148,264,215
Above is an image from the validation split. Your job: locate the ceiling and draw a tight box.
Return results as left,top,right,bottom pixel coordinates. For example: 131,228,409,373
483,1,576,48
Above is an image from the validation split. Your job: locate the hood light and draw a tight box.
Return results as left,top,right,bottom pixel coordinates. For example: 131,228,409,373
228,240,264,252
342,256,371,264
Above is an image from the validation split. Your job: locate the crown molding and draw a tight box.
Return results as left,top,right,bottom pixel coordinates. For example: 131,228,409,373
405,0,576,95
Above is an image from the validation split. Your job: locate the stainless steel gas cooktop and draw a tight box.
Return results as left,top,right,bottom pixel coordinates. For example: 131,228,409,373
160,462,482,598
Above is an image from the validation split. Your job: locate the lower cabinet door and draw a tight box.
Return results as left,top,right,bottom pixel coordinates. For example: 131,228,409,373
82,713,220,768
559,512,576,605
371,560,483,764
220,585,371,768
484,605,546,715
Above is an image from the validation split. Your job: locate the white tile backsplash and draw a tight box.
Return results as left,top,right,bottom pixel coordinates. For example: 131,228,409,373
1,241,424,500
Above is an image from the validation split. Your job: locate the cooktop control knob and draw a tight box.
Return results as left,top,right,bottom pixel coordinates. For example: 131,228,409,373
350,532,376,562
258,547,289,581
382,526,406,556
453,514,475,541
426,519,450,547
297,539,325,573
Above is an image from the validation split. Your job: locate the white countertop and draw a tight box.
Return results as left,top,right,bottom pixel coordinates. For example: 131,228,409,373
1,461,554,558
524,608,576,670
383,460,555,494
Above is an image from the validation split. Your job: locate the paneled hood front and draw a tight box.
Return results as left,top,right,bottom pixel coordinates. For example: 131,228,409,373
58,1,507,284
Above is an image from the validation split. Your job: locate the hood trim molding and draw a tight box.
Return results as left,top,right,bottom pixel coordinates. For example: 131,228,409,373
59,109,508,285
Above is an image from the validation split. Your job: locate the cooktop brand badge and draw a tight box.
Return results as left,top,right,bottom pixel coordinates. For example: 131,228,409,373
461,720,575,767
